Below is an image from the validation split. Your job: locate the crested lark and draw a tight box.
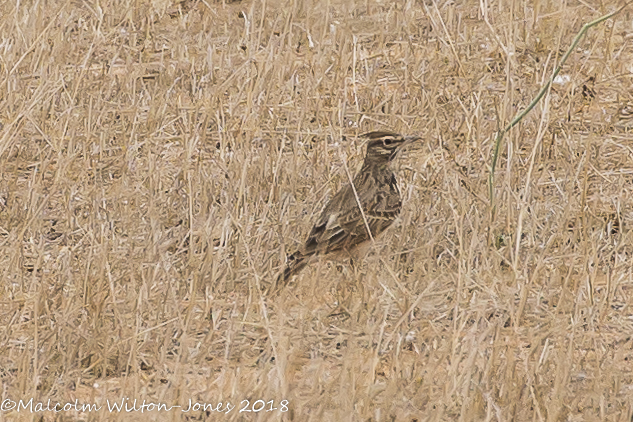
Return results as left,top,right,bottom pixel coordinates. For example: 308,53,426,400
279,131,420,283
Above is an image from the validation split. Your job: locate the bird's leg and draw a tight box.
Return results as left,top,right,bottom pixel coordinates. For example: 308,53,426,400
329,250,360,318
328,280,351,319
329,267,354,319
349,256,357,274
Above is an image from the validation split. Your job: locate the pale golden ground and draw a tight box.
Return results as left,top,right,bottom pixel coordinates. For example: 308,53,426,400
0,0,632,421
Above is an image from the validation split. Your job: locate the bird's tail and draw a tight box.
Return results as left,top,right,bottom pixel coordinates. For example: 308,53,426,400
277,252,308,284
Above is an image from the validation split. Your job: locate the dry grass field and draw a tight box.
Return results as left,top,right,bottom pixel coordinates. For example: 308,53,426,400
1,0,633,420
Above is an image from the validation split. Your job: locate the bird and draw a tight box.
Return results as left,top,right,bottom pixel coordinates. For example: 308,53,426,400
278,131,421,284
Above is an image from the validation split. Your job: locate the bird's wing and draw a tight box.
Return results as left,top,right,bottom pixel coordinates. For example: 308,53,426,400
301,183,358,255
301,175,401,256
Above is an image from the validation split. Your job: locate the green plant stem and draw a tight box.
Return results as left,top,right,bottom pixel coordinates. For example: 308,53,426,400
488,2,631,208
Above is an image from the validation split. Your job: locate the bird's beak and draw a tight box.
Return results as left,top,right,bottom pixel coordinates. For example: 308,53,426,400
399,135,422,152
391,135,422,159
403,135,422,146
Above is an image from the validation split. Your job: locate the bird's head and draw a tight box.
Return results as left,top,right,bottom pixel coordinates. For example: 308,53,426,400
362,131,421,162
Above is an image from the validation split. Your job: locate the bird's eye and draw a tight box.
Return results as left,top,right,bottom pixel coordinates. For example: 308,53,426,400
383,138,393,146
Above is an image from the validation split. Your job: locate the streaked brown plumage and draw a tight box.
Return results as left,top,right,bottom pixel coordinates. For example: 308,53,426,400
279,131,421,283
